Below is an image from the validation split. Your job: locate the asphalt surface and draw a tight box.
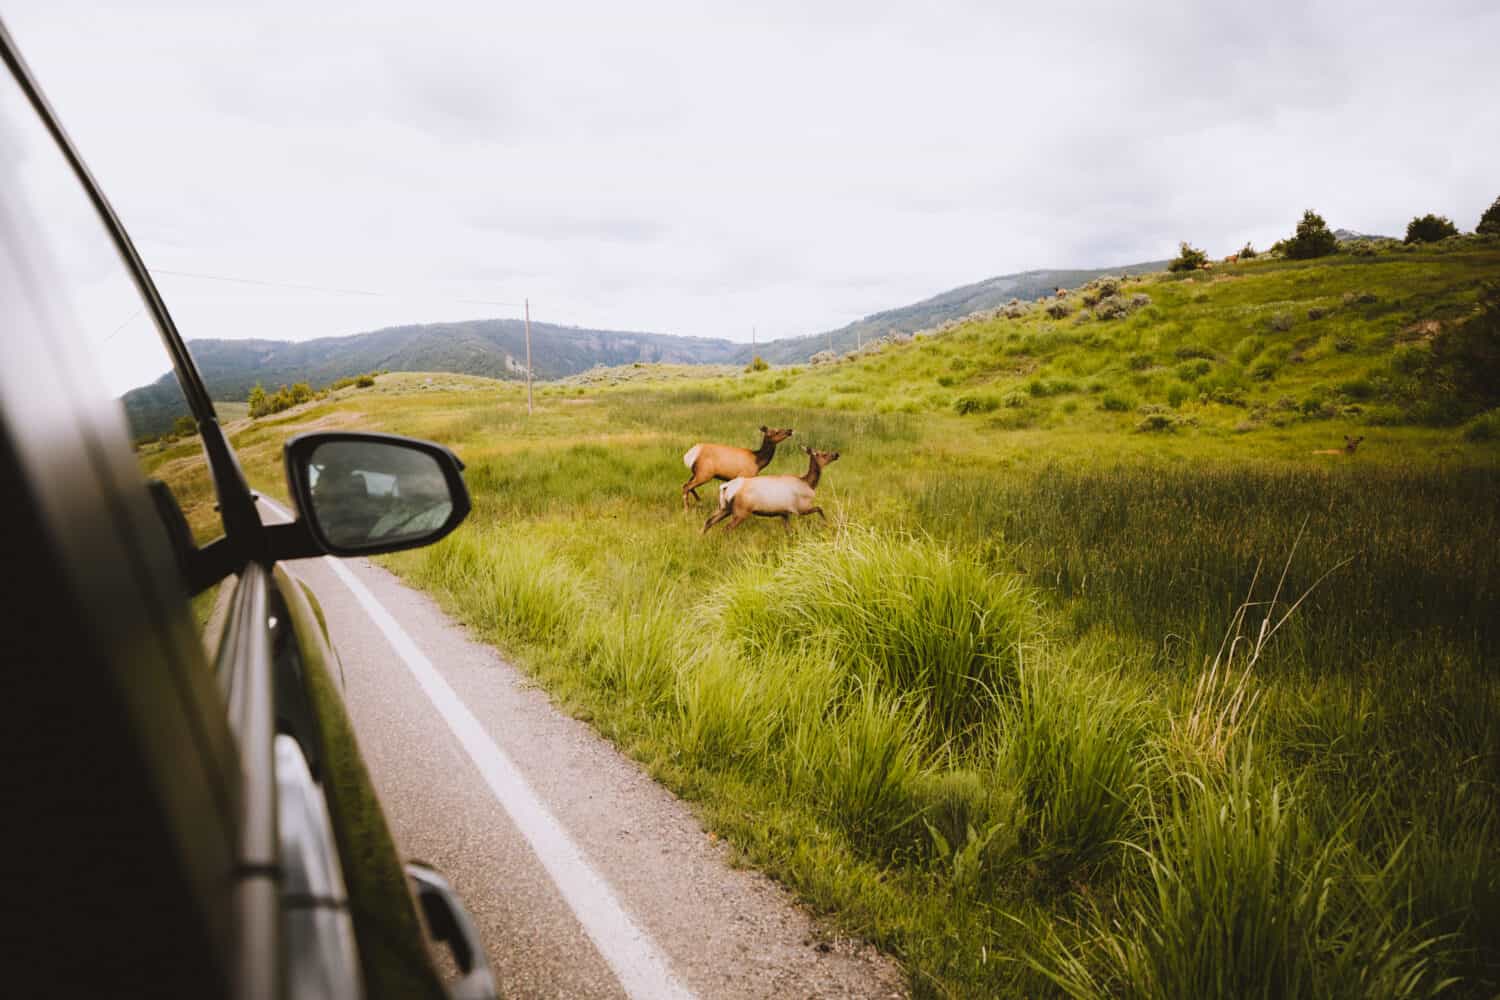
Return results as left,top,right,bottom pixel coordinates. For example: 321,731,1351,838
277,527,906,999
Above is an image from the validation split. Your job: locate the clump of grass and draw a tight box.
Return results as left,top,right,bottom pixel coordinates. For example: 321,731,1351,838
954,393,1000,415
406,525,590,647
1029,760,1455,1000
710,527,1039,746
995,651,1152,878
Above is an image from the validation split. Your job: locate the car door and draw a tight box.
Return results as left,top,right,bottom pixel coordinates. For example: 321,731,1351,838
1,22,484,1000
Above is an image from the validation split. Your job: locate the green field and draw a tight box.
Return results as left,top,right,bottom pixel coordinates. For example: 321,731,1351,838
151,243,1500,997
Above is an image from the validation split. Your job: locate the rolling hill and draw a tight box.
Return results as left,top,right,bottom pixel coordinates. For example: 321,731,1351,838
121,235,1416,437
123,319,742,436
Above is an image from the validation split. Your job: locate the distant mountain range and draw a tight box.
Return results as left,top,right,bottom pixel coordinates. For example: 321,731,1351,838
124,254,1252,436
123,319,743,436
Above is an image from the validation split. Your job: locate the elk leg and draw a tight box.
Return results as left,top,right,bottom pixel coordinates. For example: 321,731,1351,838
702,506,731,533
781,513,792,532
725,511,749,531
682,472,710,510
806,506,826,521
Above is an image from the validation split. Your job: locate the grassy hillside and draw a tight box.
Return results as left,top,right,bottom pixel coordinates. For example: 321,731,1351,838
764,259,1169,364
713,239,1500,439
124,256,1188,435
147,242,1500,998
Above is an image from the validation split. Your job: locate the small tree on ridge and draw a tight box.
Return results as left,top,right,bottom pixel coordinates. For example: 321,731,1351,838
1283,209,1339,259
1405,214,1458,244
1477,196,1500,236
1169,241,1208,272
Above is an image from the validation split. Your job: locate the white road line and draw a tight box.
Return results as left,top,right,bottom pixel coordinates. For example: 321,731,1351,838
260,499,696,1000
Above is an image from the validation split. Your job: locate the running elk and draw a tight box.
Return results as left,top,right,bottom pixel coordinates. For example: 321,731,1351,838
1312,435,1364,455
681,425,794,510
702,446,840,533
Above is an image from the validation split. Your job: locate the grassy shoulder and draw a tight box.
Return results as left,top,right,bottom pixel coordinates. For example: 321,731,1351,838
177,245,1500,998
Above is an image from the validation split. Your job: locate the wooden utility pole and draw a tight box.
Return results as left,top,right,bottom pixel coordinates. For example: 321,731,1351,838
524,297,533,415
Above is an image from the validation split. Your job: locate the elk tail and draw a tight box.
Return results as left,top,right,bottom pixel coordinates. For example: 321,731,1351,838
719,477,745,510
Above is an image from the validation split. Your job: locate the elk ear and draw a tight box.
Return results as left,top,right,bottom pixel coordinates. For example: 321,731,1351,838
801,444,811,454
760,425,768,434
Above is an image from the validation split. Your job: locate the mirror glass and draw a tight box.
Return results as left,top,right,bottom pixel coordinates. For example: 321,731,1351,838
305,440,454,550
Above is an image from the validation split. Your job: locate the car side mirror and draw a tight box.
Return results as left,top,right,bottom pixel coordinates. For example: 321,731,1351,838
284,432,470,556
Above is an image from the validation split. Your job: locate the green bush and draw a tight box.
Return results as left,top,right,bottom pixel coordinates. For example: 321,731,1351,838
1405,213,1459,244
1250,358,1280,380
953,394,1000,415
1464,409,1500,441
1424,282,1500,415
1391,344,1427,374
1128,352,1155,370
745,355,770,372
1233,336,1265,365
248,383,269,418
1100,392,1133,412
1478,195,1500,236
1283,209,1339,259
1175,359,1212,382
171,414,197,438
355,374,376,388
1168,241,1208,272
1238,242,1258,259
1136,407,1182,432
249,380,317,419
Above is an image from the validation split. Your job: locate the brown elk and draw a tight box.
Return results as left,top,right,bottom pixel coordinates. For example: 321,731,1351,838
702,446,839,533
1055,287,1068,299
1312,435,1364,456
681,425,793,510
1225,254,1239,264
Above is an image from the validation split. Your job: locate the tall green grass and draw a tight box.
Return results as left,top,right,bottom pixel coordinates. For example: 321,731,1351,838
215,253,1500,995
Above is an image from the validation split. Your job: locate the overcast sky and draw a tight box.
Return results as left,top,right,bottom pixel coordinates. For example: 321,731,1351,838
7,0,1498,349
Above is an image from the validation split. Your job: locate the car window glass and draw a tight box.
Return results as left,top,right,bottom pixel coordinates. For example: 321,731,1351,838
0,76,227,642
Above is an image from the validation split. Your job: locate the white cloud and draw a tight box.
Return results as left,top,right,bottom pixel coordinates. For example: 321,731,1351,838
7,0,1497,345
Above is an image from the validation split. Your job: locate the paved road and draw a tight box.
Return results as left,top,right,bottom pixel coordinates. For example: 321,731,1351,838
266,503,905,999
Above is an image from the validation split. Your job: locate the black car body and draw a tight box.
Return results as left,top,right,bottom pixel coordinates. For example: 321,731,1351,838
0,21,493,1000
